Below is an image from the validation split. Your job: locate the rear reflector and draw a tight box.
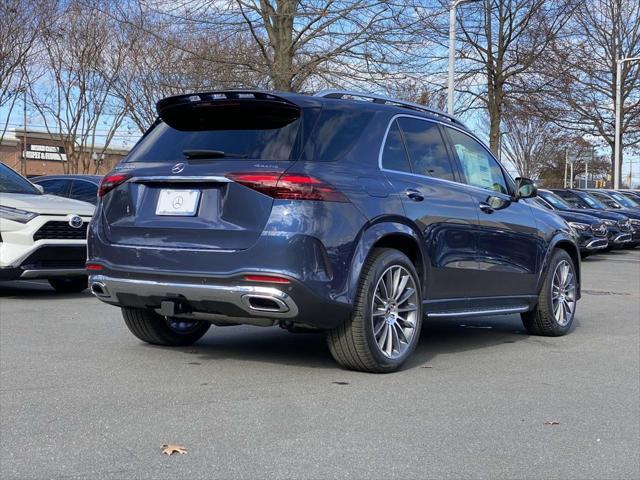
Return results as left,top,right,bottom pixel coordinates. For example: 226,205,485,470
244,274,290,284
98,173,131,198
86,263,103,271
226,172,348,202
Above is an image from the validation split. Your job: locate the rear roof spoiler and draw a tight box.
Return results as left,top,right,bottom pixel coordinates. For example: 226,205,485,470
156,91,299,117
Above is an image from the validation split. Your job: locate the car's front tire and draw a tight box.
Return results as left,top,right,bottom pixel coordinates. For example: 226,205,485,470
327,248,423,373
521,249,577,336
122,307,211,346
48,276,88,293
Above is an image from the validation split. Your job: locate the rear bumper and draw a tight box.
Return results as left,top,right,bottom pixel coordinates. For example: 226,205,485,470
89,272,351,329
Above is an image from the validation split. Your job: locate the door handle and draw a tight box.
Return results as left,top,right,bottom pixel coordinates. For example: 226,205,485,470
405,189,424,202
479,202,494,214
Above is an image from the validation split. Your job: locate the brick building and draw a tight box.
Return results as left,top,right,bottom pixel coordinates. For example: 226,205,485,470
0,129,130,177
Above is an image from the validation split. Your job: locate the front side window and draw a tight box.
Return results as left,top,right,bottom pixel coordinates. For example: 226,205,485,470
445,128,508,195
380,120,411,173
397,118,454,181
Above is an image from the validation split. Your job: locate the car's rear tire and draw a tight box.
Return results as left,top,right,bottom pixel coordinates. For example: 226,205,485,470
326,248,423,373
521,249,577,336
121,307,211,346
48,276,88,293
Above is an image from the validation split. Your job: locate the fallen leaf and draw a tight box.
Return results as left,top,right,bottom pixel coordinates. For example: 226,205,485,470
543,421,560,425
421,365,433,368
332,381,349,385
162,444,187,455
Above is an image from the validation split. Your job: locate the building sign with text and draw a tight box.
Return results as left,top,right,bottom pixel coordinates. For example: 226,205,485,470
24,144,67,162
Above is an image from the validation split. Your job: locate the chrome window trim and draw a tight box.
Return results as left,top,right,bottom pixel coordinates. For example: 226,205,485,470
377,113,514,197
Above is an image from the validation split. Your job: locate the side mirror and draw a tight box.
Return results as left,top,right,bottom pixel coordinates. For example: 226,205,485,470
513,177,537,200
33,184,44,194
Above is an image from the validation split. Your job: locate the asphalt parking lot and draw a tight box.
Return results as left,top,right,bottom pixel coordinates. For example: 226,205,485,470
1,250,639,480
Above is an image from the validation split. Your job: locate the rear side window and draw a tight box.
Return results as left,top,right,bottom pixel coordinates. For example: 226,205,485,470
70,180,98,204
305,108,374,162
397,118,455,181
37,179,70,196
381,121,411,173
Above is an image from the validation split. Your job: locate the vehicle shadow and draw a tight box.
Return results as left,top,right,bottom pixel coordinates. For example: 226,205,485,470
167,314,533,372
0,280,91,300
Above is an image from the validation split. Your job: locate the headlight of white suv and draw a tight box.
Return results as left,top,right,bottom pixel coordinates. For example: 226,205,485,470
0,205,38,223
568,222,589,232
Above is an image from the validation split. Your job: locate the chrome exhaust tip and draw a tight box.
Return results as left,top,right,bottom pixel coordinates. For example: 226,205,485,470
90,281,109,298
241,294,290,313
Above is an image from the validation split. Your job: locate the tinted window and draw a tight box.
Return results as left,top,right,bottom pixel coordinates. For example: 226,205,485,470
553,190,587,208
36,178,70,196
577,192,606,209
539,191,572,209
308,108,373,162
0,164,41,194
398,118,454,181
381,121,411,173
589,191,620,208
445,128,508,194
126,119,302,163
70,180,98,204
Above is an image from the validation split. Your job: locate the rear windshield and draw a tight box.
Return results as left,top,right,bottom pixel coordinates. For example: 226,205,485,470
125,119,302,163
125,104,373,164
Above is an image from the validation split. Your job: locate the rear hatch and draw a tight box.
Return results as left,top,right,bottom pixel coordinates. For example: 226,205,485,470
101,92,318,251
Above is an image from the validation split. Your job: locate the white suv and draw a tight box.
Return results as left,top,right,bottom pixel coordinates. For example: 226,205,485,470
0,163,94,292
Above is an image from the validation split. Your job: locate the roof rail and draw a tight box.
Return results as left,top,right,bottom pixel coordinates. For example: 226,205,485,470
314,89,463,126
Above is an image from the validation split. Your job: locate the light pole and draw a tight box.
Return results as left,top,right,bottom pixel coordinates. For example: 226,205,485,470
447,0,480,115
613,56,640,190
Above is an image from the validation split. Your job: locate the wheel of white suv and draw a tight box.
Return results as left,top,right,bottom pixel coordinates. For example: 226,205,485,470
122,307,211,346
521,249,577,336
327,248,423,373
48,277,88,293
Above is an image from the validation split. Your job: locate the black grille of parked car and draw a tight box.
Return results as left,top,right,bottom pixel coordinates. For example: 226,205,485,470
33,221,88,241
618,220,631,232
591,223,607,237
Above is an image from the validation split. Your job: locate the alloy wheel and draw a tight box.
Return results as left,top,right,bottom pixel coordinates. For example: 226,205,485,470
371,265,419,359
551,260,576,327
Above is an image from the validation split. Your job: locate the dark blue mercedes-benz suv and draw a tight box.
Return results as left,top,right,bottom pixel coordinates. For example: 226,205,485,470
87,90,581,372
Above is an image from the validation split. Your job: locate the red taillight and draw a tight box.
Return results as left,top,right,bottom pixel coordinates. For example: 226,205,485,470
226,172,348,202
244,274,290,284
86,263,103,271
98,173,131,198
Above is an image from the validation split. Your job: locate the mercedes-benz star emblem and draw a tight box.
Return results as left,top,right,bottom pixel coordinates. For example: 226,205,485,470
68,215,83,229
172,196,184,209
172,163,186,174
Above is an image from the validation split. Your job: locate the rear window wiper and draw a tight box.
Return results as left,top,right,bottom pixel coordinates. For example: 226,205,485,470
182,149,248,159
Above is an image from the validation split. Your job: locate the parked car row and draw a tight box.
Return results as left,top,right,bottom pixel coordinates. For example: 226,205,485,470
532,188,640,257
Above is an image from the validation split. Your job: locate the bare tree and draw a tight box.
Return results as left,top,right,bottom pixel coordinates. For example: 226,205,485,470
531,0,640,182
122,0,415,93
501,106,560,180
414,0,576,154
112,14,265,132
28,1,130,174
0,0,52,150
